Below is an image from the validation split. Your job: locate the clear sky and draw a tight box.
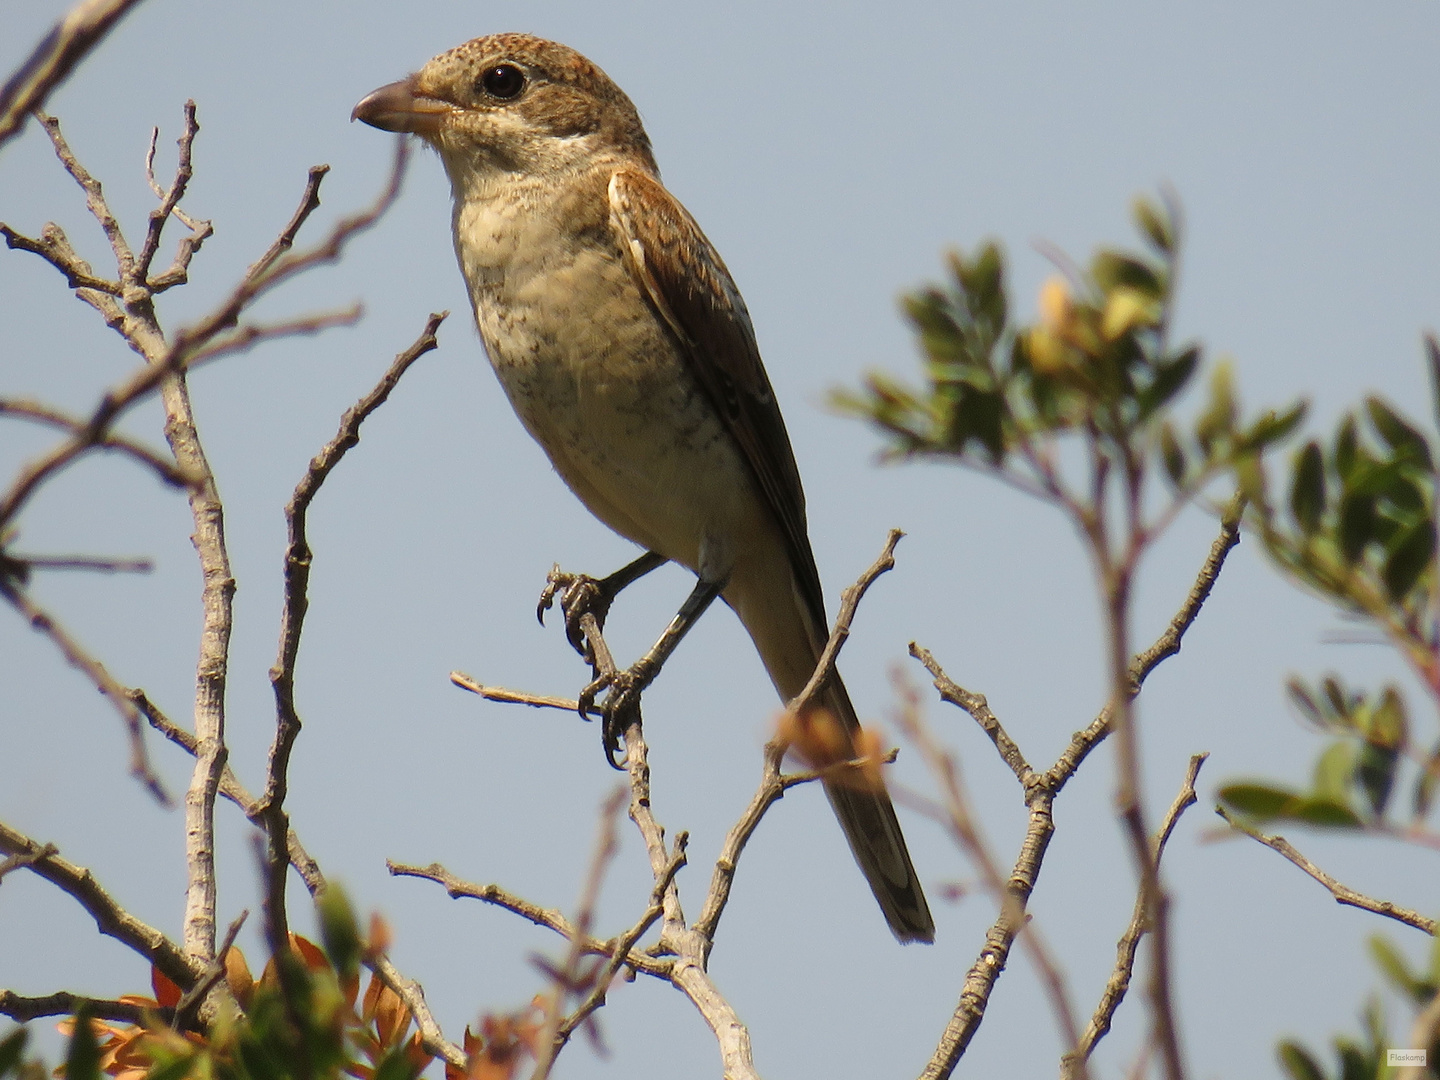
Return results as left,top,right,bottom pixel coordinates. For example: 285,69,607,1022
3,2,1438,1077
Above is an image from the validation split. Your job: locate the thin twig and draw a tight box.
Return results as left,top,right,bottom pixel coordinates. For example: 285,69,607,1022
450,671,599,715
0,991,171,1026
386,859,673,979
0,842,58,884
260,311,445,961
531,786,628,1080
132,687,325,894
1215,807,1437,934
1066,754,1208,1074
0,0,147,149
0,398,192,488
0,580,168,802
0,821,198,991
366,955,467,1070
788,527,903,714
916,512,1241,1080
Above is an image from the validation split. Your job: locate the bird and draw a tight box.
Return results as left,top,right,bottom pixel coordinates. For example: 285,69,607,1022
353,33,934,943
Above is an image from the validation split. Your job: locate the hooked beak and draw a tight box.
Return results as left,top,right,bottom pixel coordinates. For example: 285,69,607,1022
351,77,452,137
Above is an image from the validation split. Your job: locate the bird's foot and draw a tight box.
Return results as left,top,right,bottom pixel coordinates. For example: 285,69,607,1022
579,663,651,768
537,565,614,660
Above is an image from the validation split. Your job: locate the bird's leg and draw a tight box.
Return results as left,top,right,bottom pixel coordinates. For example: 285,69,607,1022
579,575,726,766
537,550,668,658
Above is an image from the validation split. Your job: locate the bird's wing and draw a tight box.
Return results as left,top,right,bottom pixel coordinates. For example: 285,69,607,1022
607,166,828,627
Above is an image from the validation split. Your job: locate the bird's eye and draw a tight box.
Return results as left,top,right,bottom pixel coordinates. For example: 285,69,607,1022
479,64,526,100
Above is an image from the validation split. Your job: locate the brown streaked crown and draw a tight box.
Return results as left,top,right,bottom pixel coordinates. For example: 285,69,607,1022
399,34,657,173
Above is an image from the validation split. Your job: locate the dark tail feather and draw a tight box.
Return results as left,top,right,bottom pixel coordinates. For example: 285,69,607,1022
822,677,935,944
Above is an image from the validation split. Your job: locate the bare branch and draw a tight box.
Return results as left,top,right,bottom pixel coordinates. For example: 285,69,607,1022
1066,754,1208,1074
0,579,169,802
0,398,192,488
36,112,135,278
132,687,325,894
0,222,120,293
182,304,363,369
892,670,1086,1068
916,511,1241,1079
554,840,687,1051
258,311,444,959
450,671,599,716
1216,806,1437,934
0,821,198,991
0,991,169,1026
788,527,903,714
385,859,672,980
135,100,206,284
0,0,147,150
909,643,1034,786
0,842,58,884
531,786,628,1080
367,955,467,1070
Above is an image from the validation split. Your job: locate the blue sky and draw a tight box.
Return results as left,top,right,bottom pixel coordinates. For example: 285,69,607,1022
3,2,1439,1077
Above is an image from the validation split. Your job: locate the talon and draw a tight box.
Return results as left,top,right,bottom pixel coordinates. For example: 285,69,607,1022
536,563,568,626
577,671,612,719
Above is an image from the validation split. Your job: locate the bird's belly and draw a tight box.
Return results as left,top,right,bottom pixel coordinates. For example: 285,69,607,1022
474,262,763,581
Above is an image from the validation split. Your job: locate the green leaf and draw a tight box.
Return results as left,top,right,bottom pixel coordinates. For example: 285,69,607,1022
1196,361,1238,453
372,1044,423,1080
1138,346,1200,419
1355,742,1399,818
1245,401,1308,449
1427,333,1440,437
0,1029,28,1079
1383,520,1434,600
1367,688,1408,749
66,1003,101,1080
904,292,965,363
1092,251,1165,299
1337,492,1378,563
1276,1042,1326,1080
1287,679,1324,727
1133,194,1175,253
1289,796,1364,828
962,242,1007,329
317,884,362,985
1366,396,1432,469
1369,935,1431,1003
1290,442,1326,534
1218,783,1297,818
952,387,1007,461
1415,739,1440,818
1158,421,1186,485
1313,741,1355,802
1334,415,1360,481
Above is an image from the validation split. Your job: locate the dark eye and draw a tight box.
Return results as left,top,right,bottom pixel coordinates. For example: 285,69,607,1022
479,64,526,100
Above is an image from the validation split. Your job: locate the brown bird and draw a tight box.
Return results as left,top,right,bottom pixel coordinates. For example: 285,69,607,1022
354,33,934,943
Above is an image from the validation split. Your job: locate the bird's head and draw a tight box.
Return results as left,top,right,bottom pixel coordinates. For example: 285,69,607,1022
352,34,657,182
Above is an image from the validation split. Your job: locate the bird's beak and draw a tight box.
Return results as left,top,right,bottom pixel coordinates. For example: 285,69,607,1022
351,77,452,137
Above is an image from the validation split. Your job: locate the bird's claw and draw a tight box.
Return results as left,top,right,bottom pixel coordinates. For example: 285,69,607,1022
577,668,643,769
537,566,613,659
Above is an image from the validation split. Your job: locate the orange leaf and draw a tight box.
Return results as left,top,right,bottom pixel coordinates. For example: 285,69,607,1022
405,1031,435,1076
290,934,331,973
361,972,384,1024
373,983,411,1047
367,913,392,958
151,967,183,1009
224,946,254,1010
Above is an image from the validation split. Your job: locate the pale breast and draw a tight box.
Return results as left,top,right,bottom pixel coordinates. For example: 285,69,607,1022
450,170,767,580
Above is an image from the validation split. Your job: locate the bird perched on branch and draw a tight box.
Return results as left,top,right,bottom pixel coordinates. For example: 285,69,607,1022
354,32,934,943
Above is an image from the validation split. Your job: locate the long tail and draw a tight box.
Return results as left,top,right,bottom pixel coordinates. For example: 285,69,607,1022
818,671,935,943
726,538,934,942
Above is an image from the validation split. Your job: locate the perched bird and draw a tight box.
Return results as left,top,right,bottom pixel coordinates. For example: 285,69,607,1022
354,33,934,943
